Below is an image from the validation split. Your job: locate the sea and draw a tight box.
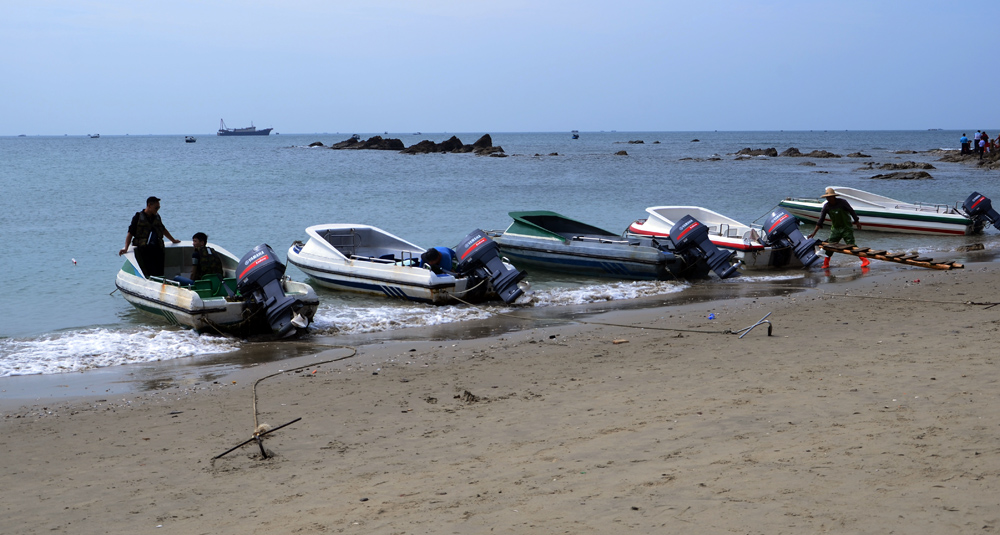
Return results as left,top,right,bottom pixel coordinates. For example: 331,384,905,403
2,130,997,379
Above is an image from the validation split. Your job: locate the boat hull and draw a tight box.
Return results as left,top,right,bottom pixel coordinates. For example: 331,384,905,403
287,225,491,305
625,205,804,269
494,232,702,280
116,243,317,336
779,199,976,236
217,128,272,136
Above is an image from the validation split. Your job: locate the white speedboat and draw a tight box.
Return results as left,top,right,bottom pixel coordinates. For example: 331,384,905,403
627,206,806,269
116,241,318,337
288,224,527,305
779,187,984,236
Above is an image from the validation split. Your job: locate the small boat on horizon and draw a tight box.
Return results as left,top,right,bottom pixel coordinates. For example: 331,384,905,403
780,187,985,236
217,119,272,136
185,136,197,143
116,241,317,338
571,130,579,139
288,224,528,305
89,134,100,139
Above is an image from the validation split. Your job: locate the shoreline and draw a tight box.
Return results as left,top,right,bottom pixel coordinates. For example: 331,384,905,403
4,261,1000,532
0,255,989,411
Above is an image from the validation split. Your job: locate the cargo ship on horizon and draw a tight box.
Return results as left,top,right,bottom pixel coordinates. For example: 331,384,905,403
217,119,272,136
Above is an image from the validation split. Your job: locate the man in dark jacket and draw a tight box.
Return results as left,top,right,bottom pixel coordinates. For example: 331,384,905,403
119,196,180,277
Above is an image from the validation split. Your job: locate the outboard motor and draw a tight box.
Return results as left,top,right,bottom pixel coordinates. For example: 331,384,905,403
666,215,740,279
963,192,1000,228
759,209,821,268
454,229,528,304
236,243,309,337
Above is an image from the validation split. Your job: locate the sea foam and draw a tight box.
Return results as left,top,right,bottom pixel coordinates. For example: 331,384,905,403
0,328,240,376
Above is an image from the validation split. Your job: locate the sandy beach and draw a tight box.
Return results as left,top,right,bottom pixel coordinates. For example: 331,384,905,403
3,260,1000,534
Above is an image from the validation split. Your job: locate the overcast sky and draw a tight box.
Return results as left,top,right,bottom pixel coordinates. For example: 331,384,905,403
2,1,995,136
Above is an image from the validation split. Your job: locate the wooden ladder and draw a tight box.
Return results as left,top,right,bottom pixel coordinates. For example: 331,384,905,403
820,243,964,270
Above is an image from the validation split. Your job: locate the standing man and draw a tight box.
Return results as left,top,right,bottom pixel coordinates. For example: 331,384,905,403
807,188,868,269
119,196,180,277
960,133,970,155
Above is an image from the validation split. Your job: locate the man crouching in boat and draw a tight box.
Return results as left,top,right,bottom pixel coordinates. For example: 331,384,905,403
807,187,869,269
420,247,457,275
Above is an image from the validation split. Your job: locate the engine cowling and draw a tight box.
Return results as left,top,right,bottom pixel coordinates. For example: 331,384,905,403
454,230,528,304
666,215,740,279
236,243,309,337
760,209,821,268
963,192,1000,229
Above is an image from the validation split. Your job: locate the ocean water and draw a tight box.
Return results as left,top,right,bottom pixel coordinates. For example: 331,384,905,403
2,130,997,376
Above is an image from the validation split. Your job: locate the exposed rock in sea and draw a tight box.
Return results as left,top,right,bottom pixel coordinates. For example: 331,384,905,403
869,171,933,180
615,150,628,156
778,148,841,158
329,135,405,150
308,141,325,147
847,152,871,158
802,150,841,158
736,147,778,157
877,161,935,170
691,139,700,142
399,134,504,156
628,140,645,144
799,161,817,166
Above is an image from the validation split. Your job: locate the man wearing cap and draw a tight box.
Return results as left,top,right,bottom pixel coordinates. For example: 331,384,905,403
806,187,868,269
119,196,181,277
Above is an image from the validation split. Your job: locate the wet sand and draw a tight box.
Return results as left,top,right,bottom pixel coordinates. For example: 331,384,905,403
3,261,1000,534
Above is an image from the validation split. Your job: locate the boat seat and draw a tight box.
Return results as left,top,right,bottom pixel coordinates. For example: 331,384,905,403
195,274,237,298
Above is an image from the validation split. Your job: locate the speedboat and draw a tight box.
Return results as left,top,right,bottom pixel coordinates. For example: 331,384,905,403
627,206,808,269
288,225,528,305
116,241,318,338
492,211,740,281
780,187,985,236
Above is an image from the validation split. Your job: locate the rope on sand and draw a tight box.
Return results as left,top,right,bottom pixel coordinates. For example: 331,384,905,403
448,294,771,337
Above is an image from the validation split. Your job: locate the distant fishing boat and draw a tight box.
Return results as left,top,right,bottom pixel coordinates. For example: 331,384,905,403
217,119,272,136
185,136,197,143
89,134,100,139
571,130,579,139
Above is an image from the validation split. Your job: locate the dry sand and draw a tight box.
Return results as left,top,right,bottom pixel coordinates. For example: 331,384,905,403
3,261,1000,534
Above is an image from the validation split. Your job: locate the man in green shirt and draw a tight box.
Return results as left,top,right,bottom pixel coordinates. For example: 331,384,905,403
807,188,868,269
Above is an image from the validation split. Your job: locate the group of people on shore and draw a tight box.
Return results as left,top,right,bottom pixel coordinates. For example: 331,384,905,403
960,131,995,159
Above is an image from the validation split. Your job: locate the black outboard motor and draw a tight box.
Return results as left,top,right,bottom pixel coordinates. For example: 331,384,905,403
236,243,308,337
963,192,1000,229
759,209,821,268
666,215,740,279
454,230,528,304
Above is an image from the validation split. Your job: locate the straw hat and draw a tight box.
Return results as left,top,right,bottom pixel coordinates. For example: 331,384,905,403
820,187,838,198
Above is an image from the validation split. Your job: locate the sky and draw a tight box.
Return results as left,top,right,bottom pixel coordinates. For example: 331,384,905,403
2,1,996,136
